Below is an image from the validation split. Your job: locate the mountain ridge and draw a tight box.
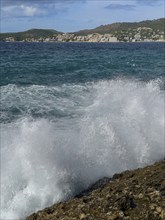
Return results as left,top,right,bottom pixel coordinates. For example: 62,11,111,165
73,18,165,35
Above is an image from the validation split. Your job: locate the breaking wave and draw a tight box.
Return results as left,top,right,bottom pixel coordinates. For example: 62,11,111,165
1,79,164,219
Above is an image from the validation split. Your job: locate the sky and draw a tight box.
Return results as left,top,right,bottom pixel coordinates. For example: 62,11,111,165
0,0,164,33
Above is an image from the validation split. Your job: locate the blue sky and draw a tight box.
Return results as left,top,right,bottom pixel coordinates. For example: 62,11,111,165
1,0,164,33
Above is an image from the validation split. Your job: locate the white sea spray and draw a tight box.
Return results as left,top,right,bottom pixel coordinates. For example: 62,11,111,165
1,79,164,219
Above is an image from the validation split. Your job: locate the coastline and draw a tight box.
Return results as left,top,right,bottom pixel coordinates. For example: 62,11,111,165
1,40,165,43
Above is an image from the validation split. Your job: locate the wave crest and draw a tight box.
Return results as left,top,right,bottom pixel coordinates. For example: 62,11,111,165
1,79,164,219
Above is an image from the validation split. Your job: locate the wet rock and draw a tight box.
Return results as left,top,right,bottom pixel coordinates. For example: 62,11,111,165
76,177,111,198
26,160,165,220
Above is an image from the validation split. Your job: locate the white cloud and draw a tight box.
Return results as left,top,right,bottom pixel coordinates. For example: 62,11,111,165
2,4,47,18
20,5,38,16
1,0,82,19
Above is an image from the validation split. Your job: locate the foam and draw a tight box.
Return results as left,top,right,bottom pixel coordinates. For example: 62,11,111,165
1,79,164,219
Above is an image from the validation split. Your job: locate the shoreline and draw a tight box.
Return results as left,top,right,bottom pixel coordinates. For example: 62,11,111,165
26,160,165,220
1,40,165,43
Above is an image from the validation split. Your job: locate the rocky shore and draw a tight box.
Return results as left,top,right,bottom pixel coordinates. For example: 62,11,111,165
26,160,165,220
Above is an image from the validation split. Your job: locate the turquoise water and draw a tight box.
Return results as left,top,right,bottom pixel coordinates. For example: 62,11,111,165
0,42,165,219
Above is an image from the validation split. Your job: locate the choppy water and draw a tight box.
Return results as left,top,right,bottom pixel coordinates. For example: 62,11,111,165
0,42,165,219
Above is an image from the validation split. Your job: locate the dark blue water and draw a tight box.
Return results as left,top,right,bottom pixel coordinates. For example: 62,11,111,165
1,42,164,219
1,42,164,86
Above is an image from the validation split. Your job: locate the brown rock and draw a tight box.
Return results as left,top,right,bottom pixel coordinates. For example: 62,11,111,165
26,160,165,220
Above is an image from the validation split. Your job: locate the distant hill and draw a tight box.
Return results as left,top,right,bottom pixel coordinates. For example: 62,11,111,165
0,18,164,42
73,18,165,35
0,29,62,41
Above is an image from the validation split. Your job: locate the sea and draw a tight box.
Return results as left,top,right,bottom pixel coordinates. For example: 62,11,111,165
0,42,165,219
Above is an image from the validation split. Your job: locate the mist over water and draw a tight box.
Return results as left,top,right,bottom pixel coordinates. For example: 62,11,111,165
0,42,165,219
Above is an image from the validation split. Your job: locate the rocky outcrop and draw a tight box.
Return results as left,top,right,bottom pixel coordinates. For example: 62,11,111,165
26,160,165,220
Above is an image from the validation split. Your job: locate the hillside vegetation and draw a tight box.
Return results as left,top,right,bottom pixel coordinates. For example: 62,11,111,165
0,29,62,41
74,18,165,35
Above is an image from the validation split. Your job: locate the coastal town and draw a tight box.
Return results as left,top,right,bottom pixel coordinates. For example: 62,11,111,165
5,33,119,43
4,27,165,43
1,18,164,43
